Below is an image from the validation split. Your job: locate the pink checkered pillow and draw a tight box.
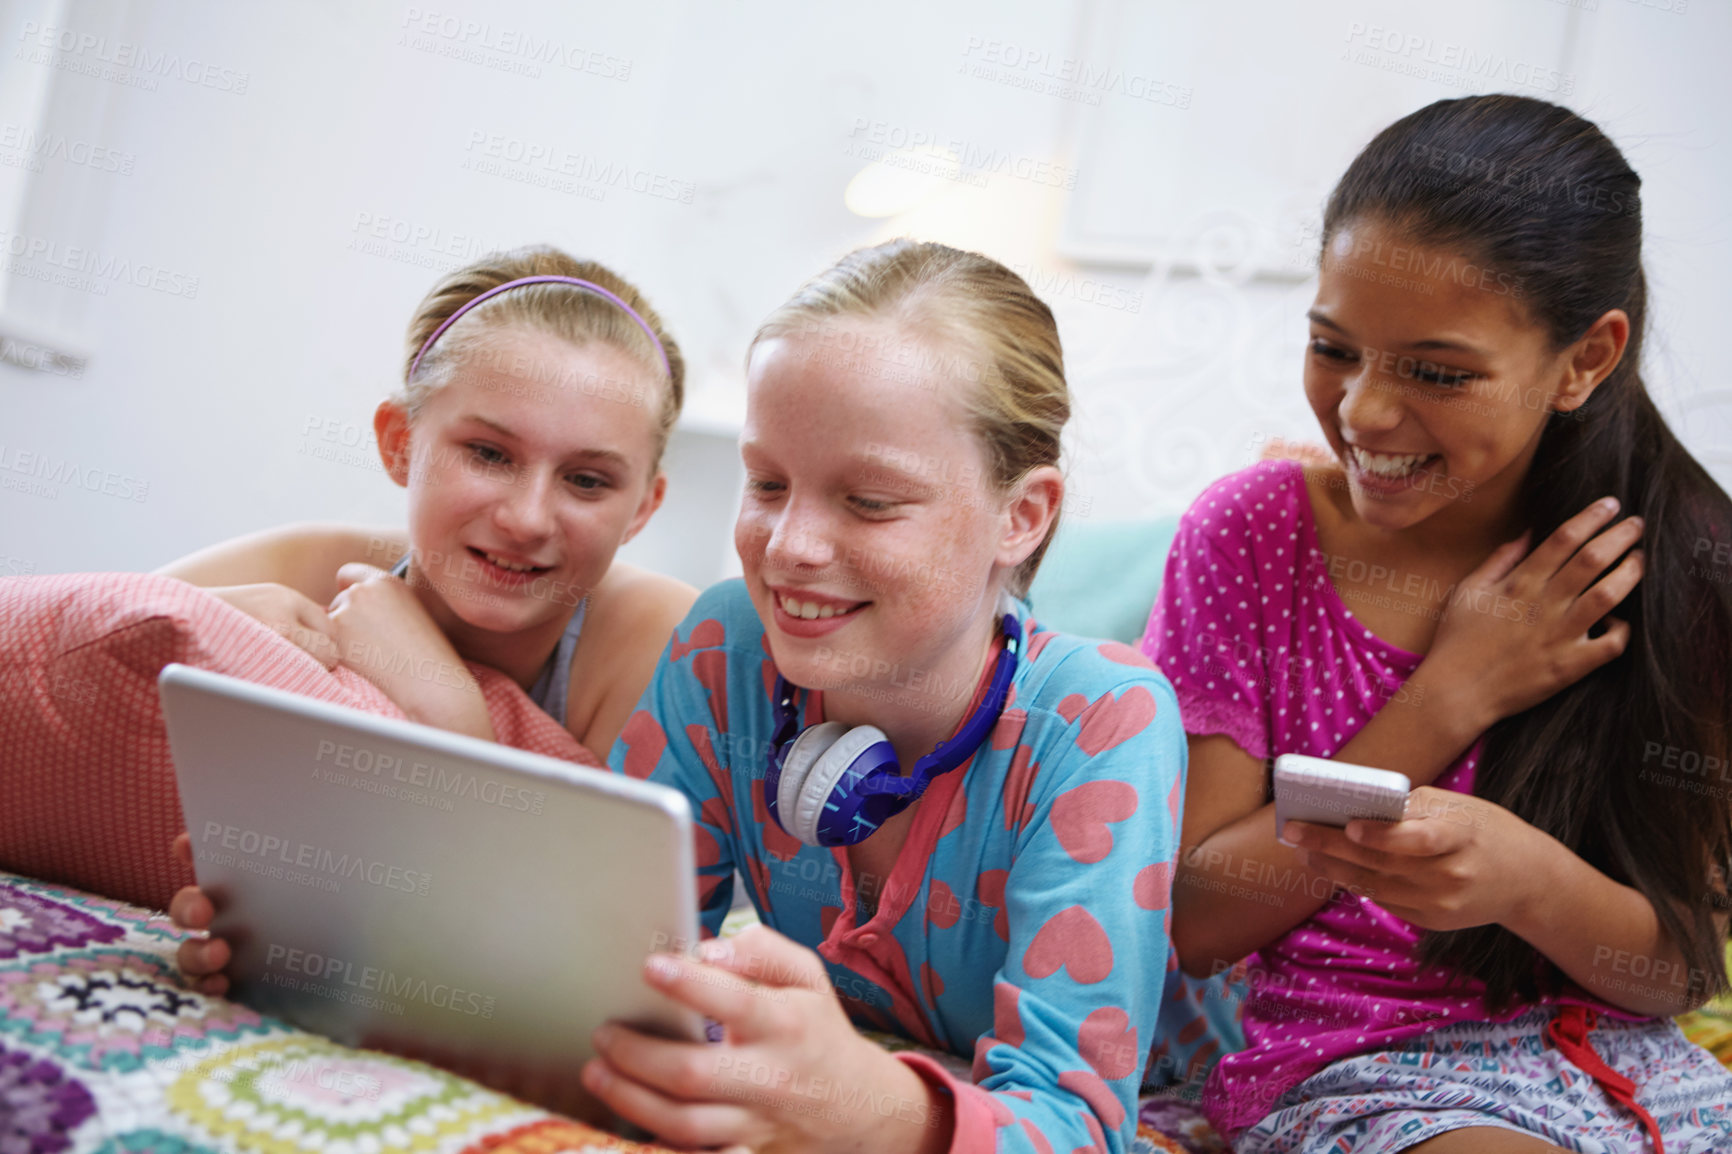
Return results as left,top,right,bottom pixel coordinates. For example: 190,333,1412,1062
0,572,598,911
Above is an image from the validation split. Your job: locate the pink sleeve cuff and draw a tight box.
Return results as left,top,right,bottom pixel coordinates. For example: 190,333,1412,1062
894,1051,1000,1153
1171,683,1268,761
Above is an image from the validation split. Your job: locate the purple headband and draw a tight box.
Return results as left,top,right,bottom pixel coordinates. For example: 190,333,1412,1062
408,274,672,381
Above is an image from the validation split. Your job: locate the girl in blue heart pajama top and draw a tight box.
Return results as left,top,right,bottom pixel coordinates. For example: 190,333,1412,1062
608,577,1196,1152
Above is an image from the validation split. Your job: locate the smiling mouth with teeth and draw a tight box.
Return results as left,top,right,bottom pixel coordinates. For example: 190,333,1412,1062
1346,445,1440,480
471,548,549,574
776,593,864,620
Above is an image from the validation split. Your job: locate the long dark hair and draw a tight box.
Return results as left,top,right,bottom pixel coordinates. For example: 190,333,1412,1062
1322,94,1732,1010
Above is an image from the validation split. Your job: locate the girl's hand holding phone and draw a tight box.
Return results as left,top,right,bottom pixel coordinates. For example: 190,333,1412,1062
1282,786,1558,933
584,924,948,1154
1424,496,1643,732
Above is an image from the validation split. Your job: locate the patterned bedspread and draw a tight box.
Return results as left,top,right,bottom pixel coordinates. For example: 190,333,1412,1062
1677,942,1732,1067
0,870,1225,1153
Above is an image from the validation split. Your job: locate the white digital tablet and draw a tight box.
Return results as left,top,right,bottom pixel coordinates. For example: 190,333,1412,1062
1273,753,1411,831
159,663,704,1118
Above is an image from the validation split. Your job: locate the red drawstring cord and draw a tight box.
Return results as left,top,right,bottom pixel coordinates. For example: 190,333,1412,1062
1545,1004,1665,1154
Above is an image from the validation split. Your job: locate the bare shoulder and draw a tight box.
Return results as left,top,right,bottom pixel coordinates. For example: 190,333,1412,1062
586,562,700,643
156,523,407,603
563,563,700,755
1299,463,1352,542
313,525,408,571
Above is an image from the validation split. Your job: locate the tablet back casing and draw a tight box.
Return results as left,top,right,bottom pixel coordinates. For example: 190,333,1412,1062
160,663,703,1112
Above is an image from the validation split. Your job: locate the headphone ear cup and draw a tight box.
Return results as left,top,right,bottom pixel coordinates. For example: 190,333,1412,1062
790,724,894,846
777,722,847,838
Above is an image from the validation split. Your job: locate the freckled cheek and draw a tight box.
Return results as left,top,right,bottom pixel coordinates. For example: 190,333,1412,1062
406,484,469,544
733,512,771,570
905,522,990,611
414,460,500,513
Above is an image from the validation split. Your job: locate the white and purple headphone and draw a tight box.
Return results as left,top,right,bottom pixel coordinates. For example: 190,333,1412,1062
763,606,1022,848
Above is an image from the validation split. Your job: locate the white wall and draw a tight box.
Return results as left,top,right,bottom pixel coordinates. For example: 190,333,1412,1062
0,0,1726,585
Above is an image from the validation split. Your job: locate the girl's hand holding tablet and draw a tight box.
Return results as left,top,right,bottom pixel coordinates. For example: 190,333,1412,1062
584,925,946,1154
598,242,1186,1150
168,832,230,997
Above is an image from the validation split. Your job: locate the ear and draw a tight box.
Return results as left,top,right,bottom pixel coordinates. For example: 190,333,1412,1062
620,470,668,546
1552,308,1630,414
374,400,413,487
996,465,1064,571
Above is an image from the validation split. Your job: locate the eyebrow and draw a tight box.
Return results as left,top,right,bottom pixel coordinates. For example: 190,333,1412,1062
738,441,945,493
462,416,630,468
1306,311,1487,357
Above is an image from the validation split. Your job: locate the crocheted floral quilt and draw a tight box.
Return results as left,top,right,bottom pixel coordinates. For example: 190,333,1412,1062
0,870,1223,1153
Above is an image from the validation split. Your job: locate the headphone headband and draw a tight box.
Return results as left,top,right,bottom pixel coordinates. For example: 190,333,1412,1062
408,274,672,382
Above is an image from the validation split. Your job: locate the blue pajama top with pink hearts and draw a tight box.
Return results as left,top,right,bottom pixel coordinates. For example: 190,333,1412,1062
607,578,1193,1153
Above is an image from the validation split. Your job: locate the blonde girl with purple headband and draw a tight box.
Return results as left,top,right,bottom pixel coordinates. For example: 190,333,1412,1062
158,245,695,760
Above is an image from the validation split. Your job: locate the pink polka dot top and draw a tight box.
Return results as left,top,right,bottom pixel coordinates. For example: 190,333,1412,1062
1139,459,1626,1140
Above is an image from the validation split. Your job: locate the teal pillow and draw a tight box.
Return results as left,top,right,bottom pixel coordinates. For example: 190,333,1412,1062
1026,515,1180,646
